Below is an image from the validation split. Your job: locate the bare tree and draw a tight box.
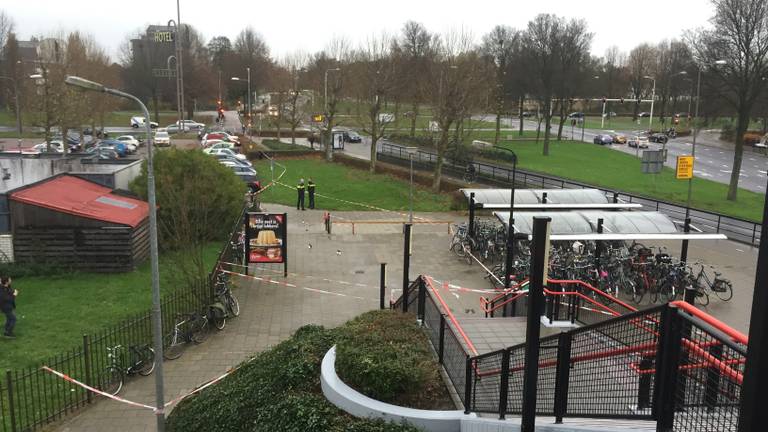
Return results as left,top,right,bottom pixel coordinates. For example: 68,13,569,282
481,25,519,145
627,43,657,121
690,0,768,201
319,37,351,162
394,22,435,137
553,19,593,141
282,52,309,145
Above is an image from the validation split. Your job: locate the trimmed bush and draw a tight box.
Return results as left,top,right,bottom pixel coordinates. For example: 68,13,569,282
166,314,438,432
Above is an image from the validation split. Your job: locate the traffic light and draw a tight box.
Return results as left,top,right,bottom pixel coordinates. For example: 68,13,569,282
620,97,624,104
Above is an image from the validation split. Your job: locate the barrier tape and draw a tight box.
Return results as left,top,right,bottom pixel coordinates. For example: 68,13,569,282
218,269,375,301
220,262,373,288
41,366,159,412
427,277,500,295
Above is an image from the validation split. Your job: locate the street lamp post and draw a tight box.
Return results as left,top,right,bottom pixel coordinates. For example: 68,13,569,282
231,71,251,137
405,147,418,224
166,55,181,132
64,76,166,432
643,75,656,132
324,67,340,151
0,76,22,149
492,145,518,289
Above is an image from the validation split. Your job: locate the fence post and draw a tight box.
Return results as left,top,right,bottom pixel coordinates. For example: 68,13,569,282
680,217,691,269
499,348,511,420
438,314,446,363
637,355,653,410
417,277,426,322
704,343,723,412
83,334,92,404
464,355,473,414
653,305,684,431
554,332,573,423
522,216,551,432
380,263,387,310
6,370,16,432
613,192,619,203
402,223,412,313
468,193,476,237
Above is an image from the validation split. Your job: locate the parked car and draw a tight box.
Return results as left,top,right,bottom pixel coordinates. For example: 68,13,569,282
206,147,247,161
219,160,257,175
611,134,627,144
638,112,651,118
115,135,141,150
628,136,649,148
649,133,669,144
32,142,63,153
205,141,236,151
344,130,362,143
204,132,240,145
85,146,120,160
154,130,171,147
602,111,618,119
130,116,158,129
83,127,108,138
210,153,252,167
173,120,206,130
99,139,129,156
520,111,535,118
593,134,614,145
568,112,585,119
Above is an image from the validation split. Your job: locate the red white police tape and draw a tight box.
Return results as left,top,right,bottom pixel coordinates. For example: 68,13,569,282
219,261,373,289
218,268,376,301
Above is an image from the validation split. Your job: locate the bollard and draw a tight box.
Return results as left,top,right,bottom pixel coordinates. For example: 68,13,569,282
402,223,412,312
379,263,387,310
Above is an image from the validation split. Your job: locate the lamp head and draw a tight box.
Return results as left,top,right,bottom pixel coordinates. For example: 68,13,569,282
65,76,105,92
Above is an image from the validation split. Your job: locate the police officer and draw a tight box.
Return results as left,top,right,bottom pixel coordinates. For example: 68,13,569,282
297,178,305,210
308,177,316,209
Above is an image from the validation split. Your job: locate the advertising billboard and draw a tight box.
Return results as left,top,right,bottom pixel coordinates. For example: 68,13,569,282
246,213,287,264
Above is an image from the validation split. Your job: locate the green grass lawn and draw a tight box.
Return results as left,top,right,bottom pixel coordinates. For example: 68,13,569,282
254,158,452,212
0,243,220,370
493,139,765,221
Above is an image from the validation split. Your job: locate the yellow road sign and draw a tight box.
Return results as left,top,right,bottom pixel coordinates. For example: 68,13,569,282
676,155,694,179
312,114,324,123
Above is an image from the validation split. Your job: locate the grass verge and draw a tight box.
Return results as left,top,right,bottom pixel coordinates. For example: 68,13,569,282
0,243,220,371
166,311,450,431
254,157,452,212
491,139,764,221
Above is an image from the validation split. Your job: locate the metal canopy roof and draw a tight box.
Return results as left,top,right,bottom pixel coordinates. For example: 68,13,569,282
462,188,612,205
494,211,681,235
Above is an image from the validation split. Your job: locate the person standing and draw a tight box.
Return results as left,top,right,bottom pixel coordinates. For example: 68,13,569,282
308,178,316,209
0,276,17,338
296,178,305,211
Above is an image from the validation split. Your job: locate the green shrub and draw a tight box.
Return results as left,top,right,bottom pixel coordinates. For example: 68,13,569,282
166,322,427,432
720,121,735,142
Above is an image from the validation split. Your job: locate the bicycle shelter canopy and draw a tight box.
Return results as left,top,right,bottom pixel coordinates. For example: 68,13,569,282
493,210,727,241
462,188,642,210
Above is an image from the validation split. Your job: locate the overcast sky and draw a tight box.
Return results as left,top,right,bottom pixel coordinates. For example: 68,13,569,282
4,0,715,62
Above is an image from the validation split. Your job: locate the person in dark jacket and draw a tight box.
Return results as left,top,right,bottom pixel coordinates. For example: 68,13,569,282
0,276,17,338
296,178,305,210
308,178,316,209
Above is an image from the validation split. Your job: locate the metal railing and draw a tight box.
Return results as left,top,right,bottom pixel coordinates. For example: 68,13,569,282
393,274,745,431
378,141,762,247
0,209,248,432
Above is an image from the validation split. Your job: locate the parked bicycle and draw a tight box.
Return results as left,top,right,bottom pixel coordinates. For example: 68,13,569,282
691,262,734,302
214,272,240,323
164,311,210,360
100,344,155,396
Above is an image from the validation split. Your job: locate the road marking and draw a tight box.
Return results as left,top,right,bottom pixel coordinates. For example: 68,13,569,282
719,170,731,173
750,158,756,161
694,170,713,177
722,164,729,168
736,248,745,252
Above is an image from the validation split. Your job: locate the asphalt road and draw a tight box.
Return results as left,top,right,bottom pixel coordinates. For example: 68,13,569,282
474,115,768,194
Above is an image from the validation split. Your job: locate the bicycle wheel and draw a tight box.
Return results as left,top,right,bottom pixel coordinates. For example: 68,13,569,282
190,316,208,344
100,366,123,396
714,281,734,302
227,294,240,317
695,289,710,307
164,332,183,360
137,347,156,376
210,305,226,330
632,278,645,305
462,241,473,265
450,241,466,257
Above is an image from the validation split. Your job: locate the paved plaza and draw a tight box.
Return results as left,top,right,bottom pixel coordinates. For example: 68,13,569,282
49,201,758,431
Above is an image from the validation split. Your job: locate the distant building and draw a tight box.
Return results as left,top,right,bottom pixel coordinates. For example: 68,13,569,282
130,25,176,71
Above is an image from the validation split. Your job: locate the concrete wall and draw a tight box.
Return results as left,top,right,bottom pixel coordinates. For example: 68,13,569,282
0,234,13,262
0,157,88,193
112,160,142,190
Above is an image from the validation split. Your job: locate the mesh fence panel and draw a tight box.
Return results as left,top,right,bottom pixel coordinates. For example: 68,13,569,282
423,296,441,353
535,336,560,415
565,306,662,418
672,320,745,432
470,352,503,413
506,345,526,414
443,323,467,406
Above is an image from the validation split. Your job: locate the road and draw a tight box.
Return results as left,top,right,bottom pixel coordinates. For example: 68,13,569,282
473,115,768,194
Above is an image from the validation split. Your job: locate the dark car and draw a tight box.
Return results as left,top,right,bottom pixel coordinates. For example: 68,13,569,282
638,112,651,117
212,153,252,167
344,130,362,143
520,111,534,118
593,134,613,145
649,133,669,144
568,112,585,119
94,140,128,157
84,147,120,160
83,127,108,138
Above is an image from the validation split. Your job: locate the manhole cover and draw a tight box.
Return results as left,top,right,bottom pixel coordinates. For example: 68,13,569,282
354,270,365,274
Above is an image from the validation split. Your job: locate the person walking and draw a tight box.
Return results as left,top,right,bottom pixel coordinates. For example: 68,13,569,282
0,276,17,338
308,177,316,209
296,178,306,211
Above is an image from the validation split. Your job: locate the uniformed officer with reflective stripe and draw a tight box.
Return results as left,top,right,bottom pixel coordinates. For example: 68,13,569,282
308,177,316,209
297,178,305,210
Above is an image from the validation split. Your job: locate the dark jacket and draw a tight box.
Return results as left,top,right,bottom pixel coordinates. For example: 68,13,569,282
0,285,14,312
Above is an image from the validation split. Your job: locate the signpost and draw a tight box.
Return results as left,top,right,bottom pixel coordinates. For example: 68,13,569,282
246,212,288,277
676,155,694,180
152,68,176,78
641,150,664,191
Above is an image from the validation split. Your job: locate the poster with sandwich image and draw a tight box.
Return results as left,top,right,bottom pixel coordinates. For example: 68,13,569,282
246,213,287,263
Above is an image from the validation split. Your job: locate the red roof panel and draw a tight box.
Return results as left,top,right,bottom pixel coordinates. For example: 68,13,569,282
10,175,149,228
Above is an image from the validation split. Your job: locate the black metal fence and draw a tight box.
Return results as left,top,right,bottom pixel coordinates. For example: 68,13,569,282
0,209,248,432
378,142,762,247
393,276,744,431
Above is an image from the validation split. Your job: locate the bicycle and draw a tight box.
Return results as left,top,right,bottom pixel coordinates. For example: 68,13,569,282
462,168,477,183
164,311,210,360
692,263,733,302
100,344,155,396
214,272,240,319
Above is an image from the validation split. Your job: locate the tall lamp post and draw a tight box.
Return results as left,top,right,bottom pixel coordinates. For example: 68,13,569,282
643,75,656,132
324,67,340,149
64,76,166,432
405,147,418,223
492,145,518,289
676,60,726,273
166,55,181,131
0,76,22,149
231,69,251,136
